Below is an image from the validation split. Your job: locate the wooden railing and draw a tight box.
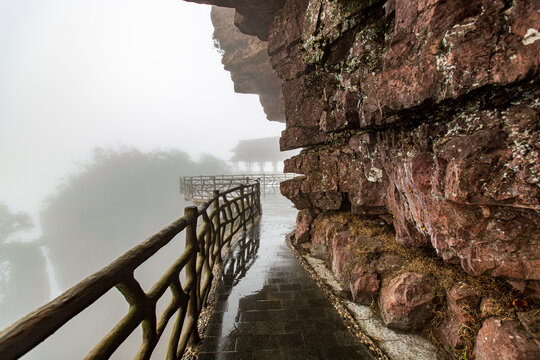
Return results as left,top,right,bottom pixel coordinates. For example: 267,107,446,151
180,174,293,202
0,182,261,360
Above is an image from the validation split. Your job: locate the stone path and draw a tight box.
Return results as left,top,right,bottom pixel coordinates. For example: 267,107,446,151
198,194,373,360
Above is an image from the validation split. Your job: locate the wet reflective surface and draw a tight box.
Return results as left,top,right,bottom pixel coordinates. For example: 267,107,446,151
198,194,373,360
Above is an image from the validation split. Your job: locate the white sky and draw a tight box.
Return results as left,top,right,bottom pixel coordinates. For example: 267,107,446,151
0,0,285,216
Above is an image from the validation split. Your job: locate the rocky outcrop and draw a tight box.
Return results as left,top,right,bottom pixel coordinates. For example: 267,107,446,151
209,6,285,121
190,0,540,358
186,0,285,40
273,0,539,299
474,318,540,360
273,0,540,291
380,272,437,331
294,208,315,243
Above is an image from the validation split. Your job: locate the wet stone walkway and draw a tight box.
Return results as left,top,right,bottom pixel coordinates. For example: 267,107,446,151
198,194,373,360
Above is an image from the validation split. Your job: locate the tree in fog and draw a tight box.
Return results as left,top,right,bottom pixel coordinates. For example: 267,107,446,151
30,149,228,360
41,147,230,290
22,148,230,359
0,204,49,329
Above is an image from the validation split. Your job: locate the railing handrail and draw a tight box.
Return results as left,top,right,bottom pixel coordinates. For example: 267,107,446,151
180,174,292,181
0,181,262,360
181,173,283,177
179,174,292,202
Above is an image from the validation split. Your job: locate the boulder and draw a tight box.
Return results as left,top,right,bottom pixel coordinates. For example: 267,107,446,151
474,318,540,360
310,243,328,260
329,230,352,281
437,284,481,349
295,208,315,244
380,272,437,331
349,265,380,305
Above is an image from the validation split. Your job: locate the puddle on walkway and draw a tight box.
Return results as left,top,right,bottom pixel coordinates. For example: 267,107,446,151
198,193,373,360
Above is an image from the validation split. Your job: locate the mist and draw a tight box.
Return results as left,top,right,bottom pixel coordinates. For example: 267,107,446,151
1,148,235,358
0,0,287,355
0,0,285,217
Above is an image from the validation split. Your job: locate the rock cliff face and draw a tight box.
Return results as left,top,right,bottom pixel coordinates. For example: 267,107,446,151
190,0,540,358
210,6,285,121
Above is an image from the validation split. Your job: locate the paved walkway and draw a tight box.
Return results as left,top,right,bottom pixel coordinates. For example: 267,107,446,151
198,194,373,360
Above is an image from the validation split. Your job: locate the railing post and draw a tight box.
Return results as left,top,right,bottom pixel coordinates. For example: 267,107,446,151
212,190,222,265
256,181,262,216
251,185,255,225
239,186,246,231
184,206,201,346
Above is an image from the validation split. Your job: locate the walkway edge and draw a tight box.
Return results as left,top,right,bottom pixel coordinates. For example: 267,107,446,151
285,232,439,360
184,217,262,360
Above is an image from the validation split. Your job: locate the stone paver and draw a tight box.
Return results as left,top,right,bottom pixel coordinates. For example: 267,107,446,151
198,195,373,360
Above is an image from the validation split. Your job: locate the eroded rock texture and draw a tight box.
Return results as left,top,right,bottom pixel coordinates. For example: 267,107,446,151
210,6,285,121
194,0,540,357
380,272,437,331
187,0,285,40
474,318,540,360
275,1,540,292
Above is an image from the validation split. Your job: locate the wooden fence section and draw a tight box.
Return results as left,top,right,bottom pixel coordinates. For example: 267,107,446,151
180,174,293,202
0,182,261,360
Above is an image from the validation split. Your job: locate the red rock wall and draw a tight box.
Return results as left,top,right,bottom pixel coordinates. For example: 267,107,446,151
193,0,540,357
274,0,540,294
276,0,539,295
272,1,539,356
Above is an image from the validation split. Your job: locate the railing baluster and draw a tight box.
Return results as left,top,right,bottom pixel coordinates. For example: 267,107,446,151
177,206,200,354
239,186,246,231
167,279,188,360
212,190,222,265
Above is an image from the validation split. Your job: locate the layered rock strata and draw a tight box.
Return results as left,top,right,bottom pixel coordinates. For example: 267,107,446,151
210,6,285,121
190,0,540,358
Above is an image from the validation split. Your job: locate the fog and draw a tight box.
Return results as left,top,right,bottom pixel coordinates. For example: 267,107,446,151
1,148,233,358
0,0,285,217
0,0,287,356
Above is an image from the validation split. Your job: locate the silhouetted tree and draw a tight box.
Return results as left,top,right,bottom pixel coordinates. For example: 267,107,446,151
0,204,49,330
41,147,230,290
26,148,231,359
0,203,33,241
